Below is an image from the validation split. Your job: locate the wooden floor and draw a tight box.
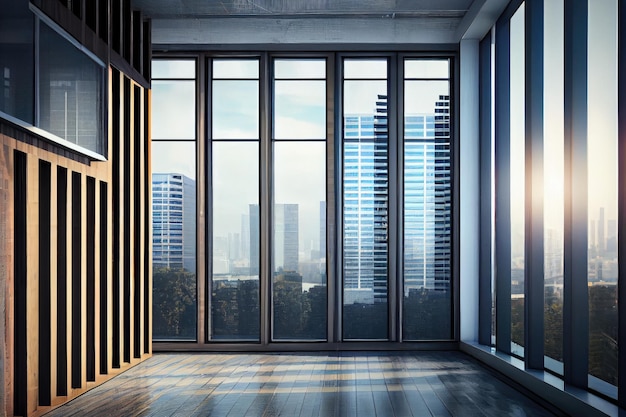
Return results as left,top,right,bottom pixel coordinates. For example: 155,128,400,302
45,351,560,417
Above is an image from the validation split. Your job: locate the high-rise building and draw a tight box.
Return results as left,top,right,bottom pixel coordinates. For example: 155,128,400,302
404,95,451,293
152,173,196,273
343,94,389,304
319,201,326,260
249,204,260,276
598,207,605,253
274,203,299,272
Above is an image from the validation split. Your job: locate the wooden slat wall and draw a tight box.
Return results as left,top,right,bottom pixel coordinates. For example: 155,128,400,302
0,75,151,417
0,2,153,416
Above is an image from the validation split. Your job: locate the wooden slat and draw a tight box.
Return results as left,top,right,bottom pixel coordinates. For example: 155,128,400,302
26,153,39,415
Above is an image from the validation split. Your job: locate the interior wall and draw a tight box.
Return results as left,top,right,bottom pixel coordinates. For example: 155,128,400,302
0,1,152,416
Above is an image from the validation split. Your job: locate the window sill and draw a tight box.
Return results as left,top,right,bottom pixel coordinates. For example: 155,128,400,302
0,111,106,162
460,341,619,417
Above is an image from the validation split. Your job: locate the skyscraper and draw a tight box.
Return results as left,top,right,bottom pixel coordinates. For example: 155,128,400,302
274,203,299,272
343,94,389,304
152,173,196,273
404,95,451,293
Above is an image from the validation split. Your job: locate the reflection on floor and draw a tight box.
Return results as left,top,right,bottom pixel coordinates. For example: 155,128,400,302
45,351,560,416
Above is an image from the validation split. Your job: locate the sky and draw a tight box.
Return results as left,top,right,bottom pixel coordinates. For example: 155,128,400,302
149,57,451,267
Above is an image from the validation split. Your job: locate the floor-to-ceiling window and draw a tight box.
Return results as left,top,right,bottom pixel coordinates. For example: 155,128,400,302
543,0,564,375
402,59,452,340
151,53,455,346
272,59,328,341
509,2,525,357
151,59,197,341
210,59,261,341
342,58,389,340
482,0,623,406
587,0,618,393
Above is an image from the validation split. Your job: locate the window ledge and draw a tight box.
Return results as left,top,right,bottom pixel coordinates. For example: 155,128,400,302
460,341,619,417
0,111,106,162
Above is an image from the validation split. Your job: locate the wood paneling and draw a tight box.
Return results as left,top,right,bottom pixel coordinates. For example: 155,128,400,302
0,90,152,415
0,2,152,414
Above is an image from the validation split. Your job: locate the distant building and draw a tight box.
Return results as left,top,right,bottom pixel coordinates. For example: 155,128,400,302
274,203,299,272
343,94,389,304
152,173,196,272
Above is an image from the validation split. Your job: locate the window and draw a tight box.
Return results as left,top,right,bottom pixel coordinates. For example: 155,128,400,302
403,59,452,340
210,59,260,341
151,53,455,346
272,59,327,341
0,2,106,157
151,59,197,341
342,58,389,340
483,0,623,406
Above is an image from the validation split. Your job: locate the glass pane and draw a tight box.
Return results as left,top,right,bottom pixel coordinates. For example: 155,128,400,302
39,22,104,154
274,80,325,140
152,80,196,140
212,80,259,139
403,79,452,340
152,60,195,79
510,3,525,356
151,141,197,341
543,0,564,370
211,142,260,341
0,0,34,123
404,59,449,79
344,59,387,79
272,142,327,340
343,60,388,340
588,0,618,388
213,59,259,79
275,59,325,79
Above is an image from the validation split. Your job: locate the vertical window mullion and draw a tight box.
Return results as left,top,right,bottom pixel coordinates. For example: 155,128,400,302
563,0,589,388
479,32,494,347
388,55,399,342
495,15,513,355
260,53,271,345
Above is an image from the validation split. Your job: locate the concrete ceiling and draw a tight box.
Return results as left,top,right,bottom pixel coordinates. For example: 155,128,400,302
130,0,510,48
131,0,475,19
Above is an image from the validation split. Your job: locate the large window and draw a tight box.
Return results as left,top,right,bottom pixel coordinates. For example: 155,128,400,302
151,53,455,346
272,59,327,341
509,2,525,357
587,0,618,390
543,0,564,373
151,59,197,341
483,0,624,405
210,59,260,341
342,58,389,340
402,59,452,340
0,2,105,157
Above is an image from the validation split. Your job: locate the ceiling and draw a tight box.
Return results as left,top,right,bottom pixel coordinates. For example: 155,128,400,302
130,0,509,47
131,0,475,19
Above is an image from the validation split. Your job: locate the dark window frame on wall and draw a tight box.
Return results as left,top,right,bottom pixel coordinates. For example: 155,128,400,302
479,0,626,408
0,2,107,159
151,49,458,351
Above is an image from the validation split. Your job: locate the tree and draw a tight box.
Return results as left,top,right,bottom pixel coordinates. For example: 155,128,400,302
152,266,196,339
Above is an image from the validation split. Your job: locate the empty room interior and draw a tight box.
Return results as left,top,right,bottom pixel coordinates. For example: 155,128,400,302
1,0,625,415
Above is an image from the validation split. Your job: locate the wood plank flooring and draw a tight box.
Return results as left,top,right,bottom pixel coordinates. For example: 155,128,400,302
44,351,560,417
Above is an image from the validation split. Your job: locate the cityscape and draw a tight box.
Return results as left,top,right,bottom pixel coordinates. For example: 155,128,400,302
151,93,452,341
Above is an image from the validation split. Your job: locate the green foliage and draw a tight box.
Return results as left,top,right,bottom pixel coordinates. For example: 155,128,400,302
152,266,196,339
403,289,451,340
211,279,260,339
